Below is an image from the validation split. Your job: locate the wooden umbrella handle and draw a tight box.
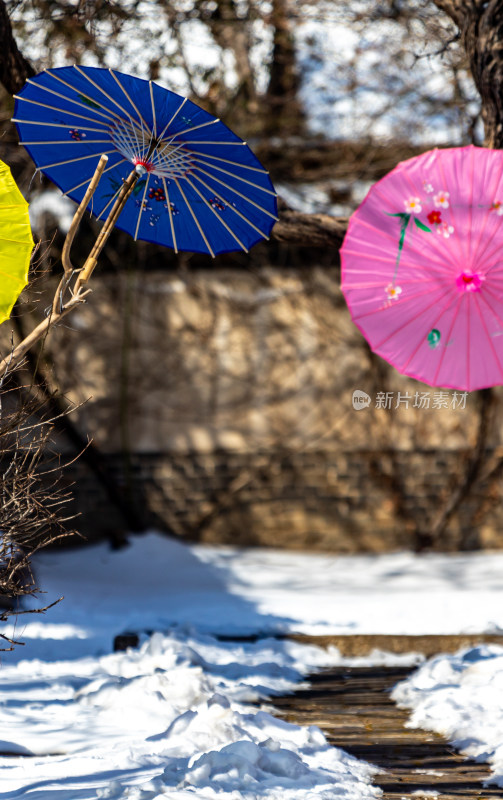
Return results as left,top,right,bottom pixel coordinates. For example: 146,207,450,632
61,154,109,276
75,168,139,290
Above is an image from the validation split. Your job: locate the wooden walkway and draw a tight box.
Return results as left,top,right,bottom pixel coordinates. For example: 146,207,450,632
274,640,503,799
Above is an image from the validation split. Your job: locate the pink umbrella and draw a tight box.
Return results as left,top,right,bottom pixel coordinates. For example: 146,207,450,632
341,145,503,391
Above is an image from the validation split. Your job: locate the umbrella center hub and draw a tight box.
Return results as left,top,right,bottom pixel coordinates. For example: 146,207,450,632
456,270,483,293
110,119,194,179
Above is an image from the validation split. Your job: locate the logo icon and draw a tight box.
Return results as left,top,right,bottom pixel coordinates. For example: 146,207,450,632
352,389,371,410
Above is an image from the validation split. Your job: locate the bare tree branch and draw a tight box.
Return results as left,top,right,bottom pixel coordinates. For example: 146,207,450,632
272,206,347,249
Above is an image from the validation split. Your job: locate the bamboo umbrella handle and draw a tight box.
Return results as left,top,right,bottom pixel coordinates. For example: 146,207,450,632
61,154,109,276
75,169,139,290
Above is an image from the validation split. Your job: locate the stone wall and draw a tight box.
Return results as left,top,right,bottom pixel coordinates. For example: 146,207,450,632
59,447,503,552
8,264,503,551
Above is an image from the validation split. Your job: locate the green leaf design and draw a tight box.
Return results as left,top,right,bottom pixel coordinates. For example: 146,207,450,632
386,209,433,288
78,94,101,110
386,212,410,221
414,218,432,232
133,178,147,196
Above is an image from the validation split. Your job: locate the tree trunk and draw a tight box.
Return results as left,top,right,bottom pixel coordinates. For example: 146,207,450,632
435,0,503,147
263,0,304,135
0,0,34,94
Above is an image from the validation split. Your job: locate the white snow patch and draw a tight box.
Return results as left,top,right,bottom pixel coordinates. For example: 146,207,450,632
392,645,503,787
0,627,381,798
29,190,76,233
2,534,503,797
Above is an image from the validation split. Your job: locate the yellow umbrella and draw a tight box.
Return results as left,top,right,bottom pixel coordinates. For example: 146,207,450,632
0,160,34,325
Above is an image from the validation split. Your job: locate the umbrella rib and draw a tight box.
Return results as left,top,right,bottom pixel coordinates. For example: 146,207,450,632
156,97,188,142
108,69,151,141
12,118,110,133
473,294,503,382
113,117,142,162
354,284,452,323
476,287,503,332
473,220,503,273
174,177,215,257
61,156,129,196
476,243,503,276
134,174,151,241
432,295,465,386
165,118,219,141
352,217,455,274
66,66,149,154
19,139,111,146
342,247,454,277
180,140,246,146
190,159,275,195
193,167,278,220
43,70,137,129
397,290,458,378
190,172,272,239
149,81,157,138
15,92,124,129
188,152,269,174
38,148,117,170
435,153,466,269
375,286,455,349
96,174,132,221
162,177,178,254
183,174,249,253
468,145,475,266
72,66,144,132
470,150,503,269
155,139,188,163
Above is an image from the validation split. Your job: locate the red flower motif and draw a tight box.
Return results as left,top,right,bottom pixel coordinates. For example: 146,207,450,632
427,210,442,225
148,187,166,202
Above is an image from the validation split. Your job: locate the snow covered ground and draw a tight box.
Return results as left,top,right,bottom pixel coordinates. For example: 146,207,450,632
392,644,503,788
2,533,503,797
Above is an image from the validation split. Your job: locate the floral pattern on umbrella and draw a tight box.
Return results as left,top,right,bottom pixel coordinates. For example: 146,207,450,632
341,145,503,391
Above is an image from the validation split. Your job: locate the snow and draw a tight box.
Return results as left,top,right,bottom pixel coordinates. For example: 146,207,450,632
4,538,503,664
0,533,395,800
28,189,76,233
3,534,503,797
392,645,503,787
0,627,381,799
294,2,479,145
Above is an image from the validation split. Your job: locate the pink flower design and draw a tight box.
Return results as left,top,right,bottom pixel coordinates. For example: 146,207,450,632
423,182,434,194
436,222,454,238
404,197,422,214
491,201,503,216
433,191,450,208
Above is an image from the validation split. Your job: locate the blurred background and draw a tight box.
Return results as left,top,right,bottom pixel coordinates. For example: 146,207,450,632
2,0,501,554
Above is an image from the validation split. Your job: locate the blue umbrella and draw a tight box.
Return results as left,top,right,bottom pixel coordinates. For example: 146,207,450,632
12,66,278,258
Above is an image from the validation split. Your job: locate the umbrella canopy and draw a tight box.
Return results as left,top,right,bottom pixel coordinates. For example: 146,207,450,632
12,66,277,257
0,160,34,325
341,145,503,391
